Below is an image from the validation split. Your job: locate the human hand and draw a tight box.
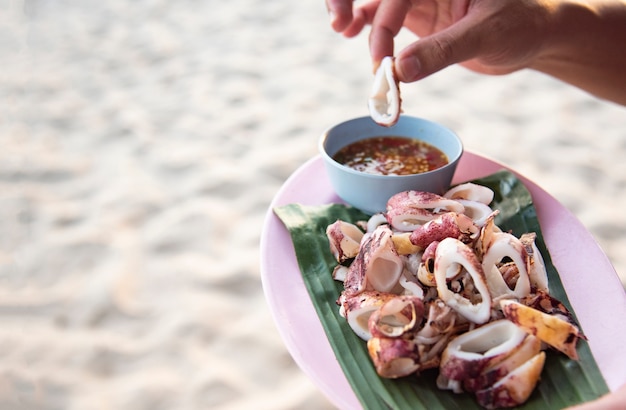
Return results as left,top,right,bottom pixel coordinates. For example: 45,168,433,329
326,0,553,83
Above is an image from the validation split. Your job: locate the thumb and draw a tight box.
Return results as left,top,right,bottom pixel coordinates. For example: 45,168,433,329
395,20,483,82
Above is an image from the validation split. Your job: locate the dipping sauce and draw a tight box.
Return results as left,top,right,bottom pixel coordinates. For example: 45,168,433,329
332,136,448,176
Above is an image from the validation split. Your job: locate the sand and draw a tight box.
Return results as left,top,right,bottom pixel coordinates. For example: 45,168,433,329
0,1,624,409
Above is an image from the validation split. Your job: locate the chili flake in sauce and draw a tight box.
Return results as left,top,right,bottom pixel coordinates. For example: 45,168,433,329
333,136,448,176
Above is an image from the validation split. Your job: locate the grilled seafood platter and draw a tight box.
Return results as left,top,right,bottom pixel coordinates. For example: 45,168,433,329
325,182,585,409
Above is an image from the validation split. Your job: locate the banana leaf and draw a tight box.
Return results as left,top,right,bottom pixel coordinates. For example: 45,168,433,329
274,170,608,409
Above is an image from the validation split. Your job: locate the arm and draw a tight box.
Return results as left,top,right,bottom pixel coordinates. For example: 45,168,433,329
532,0,626,105
326,0,626,105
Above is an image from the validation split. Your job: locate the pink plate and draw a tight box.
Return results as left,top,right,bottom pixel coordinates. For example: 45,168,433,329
260,151,626,409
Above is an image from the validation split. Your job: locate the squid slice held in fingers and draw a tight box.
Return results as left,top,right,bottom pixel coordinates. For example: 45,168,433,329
368,56,401,127
343,225,404,295
434,238,492,324
386,191,466,231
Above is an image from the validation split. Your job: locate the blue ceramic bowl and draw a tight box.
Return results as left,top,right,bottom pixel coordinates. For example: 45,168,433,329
319,115,463,215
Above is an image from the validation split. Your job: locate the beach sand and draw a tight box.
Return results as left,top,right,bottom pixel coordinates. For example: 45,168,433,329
1,1,624,409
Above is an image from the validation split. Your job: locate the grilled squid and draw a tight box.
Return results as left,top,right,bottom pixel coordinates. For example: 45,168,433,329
368,295,424,338
474,351,546,409
417,241,440,286
367,336,420,378
386,191,465,231
414,299,466,370
444,182,495,205
437,319,546,408
455,199,495,227
324,184,573,409
365,295,425,378
368,56,401,127
439,319,529,381
409,212,478,249
343,225,404,295
398,269,425,298
326,220,365,263
366,212,389,233
481,232,531,300
434,238,492,324
520,233,549,293
339,291,397,341
500,299,584,360
463,334,542,393
475,210,502,259
415,299,462,343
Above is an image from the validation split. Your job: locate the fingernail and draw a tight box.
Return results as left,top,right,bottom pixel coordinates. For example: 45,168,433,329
398,56,421,82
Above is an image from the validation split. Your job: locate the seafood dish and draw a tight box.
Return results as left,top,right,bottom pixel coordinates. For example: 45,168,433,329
325,183,585,409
